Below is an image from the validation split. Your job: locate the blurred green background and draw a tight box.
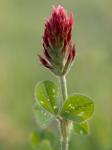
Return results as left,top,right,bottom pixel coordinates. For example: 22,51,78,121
0,0,112,150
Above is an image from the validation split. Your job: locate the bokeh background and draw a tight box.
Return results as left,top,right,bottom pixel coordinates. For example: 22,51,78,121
0,0,112,150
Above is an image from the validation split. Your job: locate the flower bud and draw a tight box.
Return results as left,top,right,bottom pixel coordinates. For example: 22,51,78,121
38,5,76,75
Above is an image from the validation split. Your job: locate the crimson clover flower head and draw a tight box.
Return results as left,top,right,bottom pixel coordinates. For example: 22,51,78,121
39,5,76,75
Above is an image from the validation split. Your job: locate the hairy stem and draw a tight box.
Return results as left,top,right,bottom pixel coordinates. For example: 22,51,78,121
59,76,68,102
61,137,68,150
59,76,69,150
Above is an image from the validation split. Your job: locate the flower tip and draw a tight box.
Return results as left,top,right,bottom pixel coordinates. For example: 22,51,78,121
52,5,56,11
52,5,65,15
57,5,64,10
69,12,74,25
52,5,63,10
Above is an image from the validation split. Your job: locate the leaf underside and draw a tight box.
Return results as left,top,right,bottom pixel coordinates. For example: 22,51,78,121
33,104,54,128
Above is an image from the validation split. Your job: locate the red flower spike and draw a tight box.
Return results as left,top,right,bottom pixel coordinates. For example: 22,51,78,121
38,5,76,75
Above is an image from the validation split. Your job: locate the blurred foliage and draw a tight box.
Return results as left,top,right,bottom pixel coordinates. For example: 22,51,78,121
0,0,112,150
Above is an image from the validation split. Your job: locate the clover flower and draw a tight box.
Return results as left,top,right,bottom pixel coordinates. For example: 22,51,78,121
39,5,76,75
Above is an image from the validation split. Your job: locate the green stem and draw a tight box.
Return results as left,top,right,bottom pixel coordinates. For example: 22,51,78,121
59,75,69,150
59,76,68,102
61,137,68,150
59,119,69,150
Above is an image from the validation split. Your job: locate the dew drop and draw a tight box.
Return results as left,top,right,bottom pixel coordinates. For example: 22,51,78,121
78,112,84,116
68,103,72,107
40,101,44,104
65,110,70,113
47,99,50,102
53,105,57,110
52,89,55,93
71,106,75,110
80,130,83,135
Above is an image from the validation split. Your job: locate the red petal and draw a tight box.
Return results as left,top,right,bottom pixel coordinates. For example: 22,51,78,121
38,55,52,69
67,44,76,63
69,12,74,26
71,45,76,61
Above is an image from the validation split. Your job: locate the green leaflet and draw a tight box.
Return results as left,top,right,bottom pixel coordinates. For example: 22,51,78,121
35,80,59,114
31,132,40,148
74,121,89,135
61,94,94,122
37,140,52,150
33,104,54,128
